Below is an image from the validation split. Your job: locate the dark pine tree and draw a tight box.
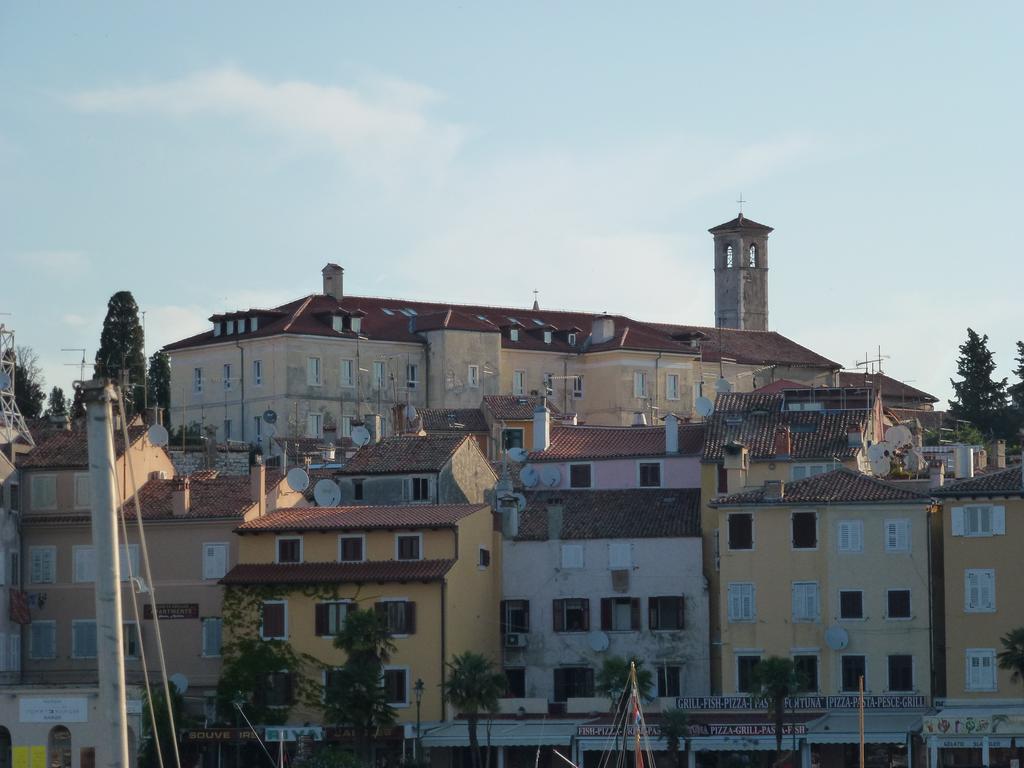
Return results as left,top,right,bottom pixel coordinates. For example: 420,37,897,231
7,346,45,419
948,328,1009,438
147,350,171,422
1009,340,1024,410
94,291,146,415
45,386,68,417
70,385,86,420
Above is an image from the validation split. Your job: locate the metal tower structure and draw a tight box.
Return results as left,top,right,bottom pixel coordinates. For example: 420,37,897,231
0,323,34,448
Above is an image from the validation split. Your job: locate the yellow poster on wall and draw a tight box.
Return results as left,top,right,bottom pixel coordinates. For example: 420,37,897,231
30,745,46,767
12,746,27,768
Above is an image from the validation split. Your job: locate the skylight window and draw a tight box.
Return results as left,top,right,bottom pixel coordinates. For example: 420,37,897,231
382,309,395,316
507,317,519,325
532,319,545,326
404,308,418,316
476,314,488,321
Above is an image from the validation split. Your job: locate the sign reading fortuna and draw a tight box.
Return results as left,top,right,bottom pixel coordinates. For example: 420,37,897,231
675,695,927,711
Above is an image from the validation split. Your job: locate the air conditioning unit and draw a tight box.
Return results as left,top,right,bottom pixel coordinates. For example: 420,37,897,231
504,633,527,649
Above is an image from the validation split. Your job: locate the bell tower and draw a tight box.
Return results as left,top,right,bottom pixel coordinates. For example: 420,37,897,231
710,212,773,331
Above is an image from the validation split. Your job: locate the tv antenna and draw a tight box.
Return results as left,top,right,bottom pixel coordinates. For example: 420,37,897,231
62,348,88,382
854,345,890,376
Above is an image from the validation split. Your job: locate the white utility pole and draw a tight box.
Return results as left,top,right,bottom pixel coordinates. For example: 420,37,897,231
83,379,130,767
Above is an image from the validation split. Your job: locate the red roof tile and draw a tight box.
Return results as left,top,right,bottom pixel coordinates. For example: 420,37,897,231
237,503,489,532
340,434,476,475
515,489,701,540
19,425,149,469
222,559,455,585
836,372,938,404
419,408,489,433
529,423,704,461
708,214,775,233
934,465,1023,498
482,395,559,421
123,471,288,520
649,324,840,369
711,467,929,505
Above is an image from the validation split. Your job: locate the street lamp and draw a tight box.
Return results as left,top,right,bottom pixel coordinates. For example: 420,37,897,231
414,678,425,765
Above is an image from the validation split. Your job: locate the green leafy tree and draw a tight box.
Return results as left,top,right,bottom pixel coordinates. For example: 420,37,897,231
444,652,506,768
45,386,67,418
660,708,690,768
217,636,306,726
324,608,398,764
949,328,1008,437
94,290,146,414
147,350,171,421
6,345,45,419
138,685,198,768
1009,341,1024,410
998,627,1024,686
751,656,805,760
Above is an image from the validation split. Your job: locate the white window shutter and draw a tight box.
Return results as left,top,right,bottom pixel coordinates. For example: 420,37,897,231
839,524,850,551
853,521,863,551
983,571,995,609
952,507,965,536
0,634,6,672
966,571,979,609
9,634,19,672
992,506,1006,535
791,584,798,619
402,479,411,501
748,585,756,618
900,521,910,551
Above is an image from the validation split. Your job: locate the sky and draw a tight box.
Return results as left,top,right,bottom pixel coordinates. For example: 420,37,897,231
2,2,1022,406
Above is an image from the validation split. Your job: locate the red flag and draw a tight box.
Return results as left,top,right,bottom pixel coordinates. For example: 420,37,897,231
9,589,29,625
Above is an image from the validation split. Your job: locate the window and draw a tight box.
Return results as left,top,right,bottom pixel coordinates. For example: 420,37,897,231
73,473,90,509
341,359,355,387
383,668,409,705
407,476,430,502
543,373,554,395
501,600,530,634
569,463,592,489
502,428,524,450
72,620,97,658
306,413,323,438
736,655,761,693
30,475,56,511
657,665,682,697
728,513,753,550
572,375,584,399
792,512,818,549
749,243,757,267
666,374,680,401
223,363,232,390
253,415,262,442
352,478,364,501
512,370,526,395
965,569,995,612
553,667,594,701
223,419,232,440
884,519,910,552
888,655,914,692
396,534,422,561
792,464,828,481
568,333,577,346
123,622,140,660
338,535,364,562
252,359,263,386
9,482,18,513
638,462,662,488
509,328,520,342
887,589,911,619
226,320,235,335
727,583,755,622
468,365,480,388
10,551,19,586
543,330,552,344
29,546,56,584
953,504,1005,537
307,357,322,386
261,601,287,640
966,649,997,691
841,655,866,692
608,541,631,569
633,371,648,398
478,546,491,568
262,671,294,707
505,668,526,698
376,601,416,635
601,597,641,631
29,621,56,660
406,363,419,390
202,618,222,657
792,581,819,622
649,596,685,630
193,367,203,393
276,537,302,564
373,361,386,388
315,602,353,636
725,245,734,268
837,520,864,553
73,546,96,583
560,544,584,569
794,655,819,692
203,543,228,580
553,598,590,632
341,416,352,438
839,590,864,619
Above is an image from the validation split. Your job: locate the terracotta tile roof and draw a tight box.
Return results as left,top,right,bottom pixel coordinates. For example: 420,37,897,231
123,471,289,520
515,489,701,540
934,465,1024,498
19,425,148,469
836,372,938,404
222,559,455,585
236,503,489,532
649,323,840,369
887,408,947,432
340,434,473,475
528,423,704,461
419,408,488,433
753,379,805,393
482,395,559,421
711,467,930,506
708,214,774,233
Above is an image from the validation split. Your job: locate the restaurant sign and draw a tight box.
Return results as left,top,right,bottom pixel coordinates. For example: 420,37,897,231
577,724,808,738
265,727,324,742
676,695,926,711
182,728,261,743
143,603,200,620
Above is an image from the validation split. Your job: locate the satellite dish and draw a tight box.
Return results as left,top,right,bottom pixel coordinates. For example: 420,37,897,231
286,467,310,493
867,440,894,462
885,425,913,448
512,492,527,511
869,455,892,476
170,673,189,695
508,447,529,463
540,465,561,488
405,404,418,421
262,409,278,424
714,377,733,394
825,626,849,651
147,424,169,447
313,479,342,507
0,372,10,390
587,631,610,652
695,397,715,417
520,466,540,488
351,426,371,447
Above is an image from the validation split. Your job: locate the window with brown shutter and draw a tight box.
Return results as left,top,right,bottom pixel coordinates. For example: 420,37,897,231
316,602,351,636
261,602,286,640
601,598,640,631
648,596,685,630
375,601,415,635
554,598,588,632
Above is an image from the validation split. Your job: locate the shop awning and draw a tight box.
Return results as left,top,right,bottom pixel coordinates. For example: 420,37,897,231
421,720,582,748
806,713,922,744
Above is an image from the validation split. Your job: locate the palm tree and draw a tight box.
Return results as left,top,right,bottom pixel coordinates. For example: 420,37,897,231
595,656,654,712
444,652,506,768
998,627,1024,684
660,708,689,768
751,657,804,760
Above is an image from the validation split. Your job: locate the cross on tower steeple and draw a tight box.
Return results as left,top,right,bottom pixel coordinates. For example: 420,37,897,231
736,193,746,215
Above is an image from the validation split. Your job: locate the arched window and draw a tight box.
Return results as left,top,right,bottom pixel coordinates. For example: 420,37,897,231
726,245,734,268
47,726,71,768
748,243,758,267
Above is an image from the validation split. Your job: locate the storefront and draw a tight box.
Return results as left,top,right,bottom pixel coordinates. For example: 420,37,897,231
806,712,923,768
422,719,584,768
923,709,1024,768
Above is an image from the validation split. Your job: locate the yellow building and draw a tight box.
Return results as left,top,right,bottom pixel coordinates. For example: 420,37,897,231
222,502,501,728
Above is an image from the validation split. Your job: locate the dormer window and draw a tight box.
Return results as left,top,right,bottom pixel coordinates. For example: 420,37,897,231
251,316,259,332
544,330,552,344
213,322,221,337
226,320,235,335
351,316,362,334
568,333,577,346
749,244,757,267
510,328,519,342
332,316,344,332
726,245,734,268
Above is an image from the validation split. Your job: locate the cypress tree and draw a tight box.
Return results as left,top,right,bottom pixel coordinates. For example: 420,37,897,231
147,350,171,422
46,386,68,417
95,291,146,415
948,328,1008,437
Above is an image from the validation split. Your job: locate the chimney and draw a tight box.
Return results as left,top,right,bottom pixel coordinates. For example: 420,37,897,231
203,424,218,469
172,477,191,517
632,411,648,427
322,263,344,300
48,413,71,431
763,480,785,502
773,426,792,458
533,402,551,452
665,413,679,454
546,504,563,541
148,406,164,427
988,440,1006,470
250,456,266,512
591,314,615,345
847,427,863,449
928,461,945,489
723,442,749,495
364,413,383,443
955,445,974,479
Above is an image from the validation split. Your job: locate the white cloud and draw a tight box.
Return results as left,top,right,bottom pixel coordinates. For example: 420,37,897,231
15,250,90,275
62,313,90,328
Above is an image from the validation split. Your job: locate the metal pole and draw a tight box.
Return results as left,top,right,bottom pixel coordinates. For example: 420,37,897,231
83,379,130,768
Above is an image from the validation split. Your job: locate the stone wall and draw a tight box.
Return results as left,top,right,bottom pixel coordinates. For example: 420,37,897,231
169,449,250,476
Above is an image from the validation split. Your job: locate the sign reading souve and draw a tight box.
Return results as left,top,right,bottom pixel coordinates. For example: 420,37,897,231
676,695,927,711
